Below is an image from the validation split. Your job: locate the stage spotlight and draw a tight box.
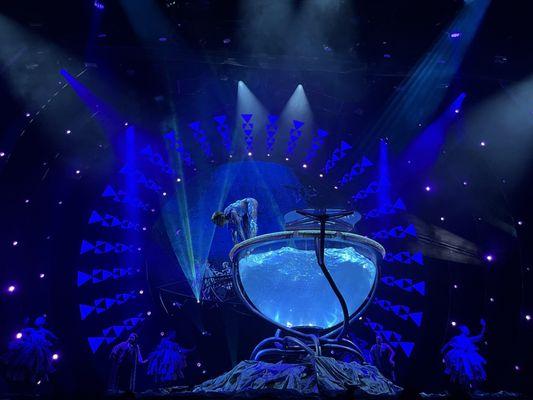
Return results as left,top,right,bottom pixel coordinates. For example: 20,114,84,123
451,321,457,326
480,141,486,147
15,332,22,339
525,315,531,321
425,186,431,192
485,254,494,262
39,273,45,278
52,353,59,360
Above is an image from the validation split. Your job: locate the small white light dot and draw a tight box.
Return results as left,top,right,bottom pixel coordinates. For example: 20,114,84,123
319,174,324,178
463,181,468,186
75,170,81,175
489,297,494,302
163,192,167,196
486,255,493,262
39,273,45,279
66,130,71,135
453,284,458,289
25,113,31,117
517,220,523,226
58,201,63,205
196,362,202,367
425,186,431,192
247,151,252,156
480,141,486,147
229,154,233,158
302,164,307,168
52,353,59,360
176,178,181,182
147,311,152,316
124,122,128,126
196,299,200,304
160,331,165,336
25,199,30,204
285,157,289,161
139,290,144,295
0,152,5,157
454,109,460,114
334,186,339,190
266,153,271,157
12,240,18,246
514,365,520,371
440,216,445,221
8,285,15,292
142,227,147,231
16,332,22,339
451,321,456,326
526,315,531,321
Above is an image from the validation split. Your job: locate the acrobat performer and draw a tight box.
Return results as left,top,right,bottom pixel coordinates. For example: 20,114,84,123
441,319,487,390
211,198,258,244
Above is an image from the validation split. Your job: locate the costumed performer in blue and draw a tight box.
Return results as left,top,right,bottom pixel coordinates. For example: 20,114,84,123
211,198,258,244
441,319,487,391
146,331,193,385
109,333,147,393
370,334,396,382
2,315,57,385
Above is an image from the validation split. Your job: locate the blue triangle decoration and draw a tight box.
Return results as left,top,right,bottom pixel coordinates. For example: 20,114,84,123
79,304,95,320
413,281,426,295
102,185,116,197
409,312,423,327
88,211,103,224
112,326,125,337
77,271,92,287
80,240,94,254
101,270,113,281
104,298,116,309
405,224,417,236
398,342,415,357
214,115,226,124
241,114,252,122
88,337,106,353
412,252,424,265
340,141,352,151
394,198,406,210
188,121,201,130
293,120,304,129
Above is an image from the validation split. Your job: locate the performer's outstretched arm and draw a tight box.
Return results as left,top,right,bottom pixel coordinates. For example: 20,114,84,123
470,319,486,343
